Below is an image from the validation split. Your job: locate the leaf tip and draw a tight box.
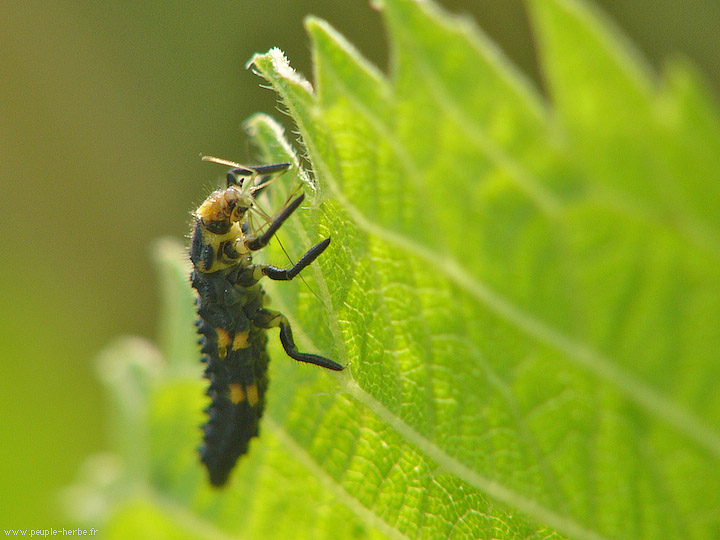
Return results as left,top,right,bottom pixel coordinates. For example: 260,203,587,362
303,14,324,32
247,47,314,95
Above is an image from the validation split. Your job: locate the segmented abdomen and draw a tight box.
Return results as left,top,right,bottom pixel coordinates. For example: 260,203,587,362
192,268,269,487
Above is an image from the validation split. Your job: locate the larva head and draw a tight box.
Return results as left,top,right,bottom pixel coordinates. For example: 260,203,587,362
195,186,253,235
195,156,292,235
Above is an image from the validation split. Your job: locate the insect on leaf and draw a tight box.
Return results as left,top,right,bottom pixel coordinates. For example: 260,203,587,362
68,0,720,539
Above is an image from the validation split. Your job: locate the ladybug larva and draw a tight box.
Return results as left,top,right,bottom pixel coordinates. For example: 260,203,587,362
189,157,343,487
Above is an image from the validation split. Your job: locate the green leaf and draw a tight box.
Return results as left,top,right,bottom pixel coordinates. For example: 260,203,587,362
68,0,720,539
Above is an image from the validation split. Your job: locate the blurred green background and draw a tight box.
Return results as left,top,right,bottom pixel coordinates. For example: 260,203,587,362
2,0,718,530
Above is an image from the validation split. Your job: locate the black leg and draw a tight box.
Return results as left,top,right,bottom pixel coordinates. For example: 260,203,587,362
261,238,331,281
226,162,291,188
246,194,305,251
249,162,291,175
247,163,292,196
251,309,344,371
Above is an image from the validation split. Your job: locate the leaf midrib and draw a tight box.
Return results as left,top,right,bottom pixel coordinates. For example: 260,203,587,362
332,183,720,458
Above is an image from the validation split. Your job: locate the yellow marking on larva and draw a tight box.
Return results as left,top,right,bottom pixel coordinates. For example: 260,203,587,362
246,384,259,407
216,327,231,358
232,331,250,350
229,383,245,405
199,223,248,273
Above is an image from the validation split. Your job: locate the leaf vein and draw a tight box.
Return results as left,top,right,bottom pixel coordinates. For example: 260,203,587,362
344,379,610,540
318,181,720,460
267,417,412,540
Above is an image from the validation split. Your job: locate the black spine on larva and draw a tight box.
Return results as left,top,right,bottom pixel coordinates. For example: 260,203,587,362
190,225,270,487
